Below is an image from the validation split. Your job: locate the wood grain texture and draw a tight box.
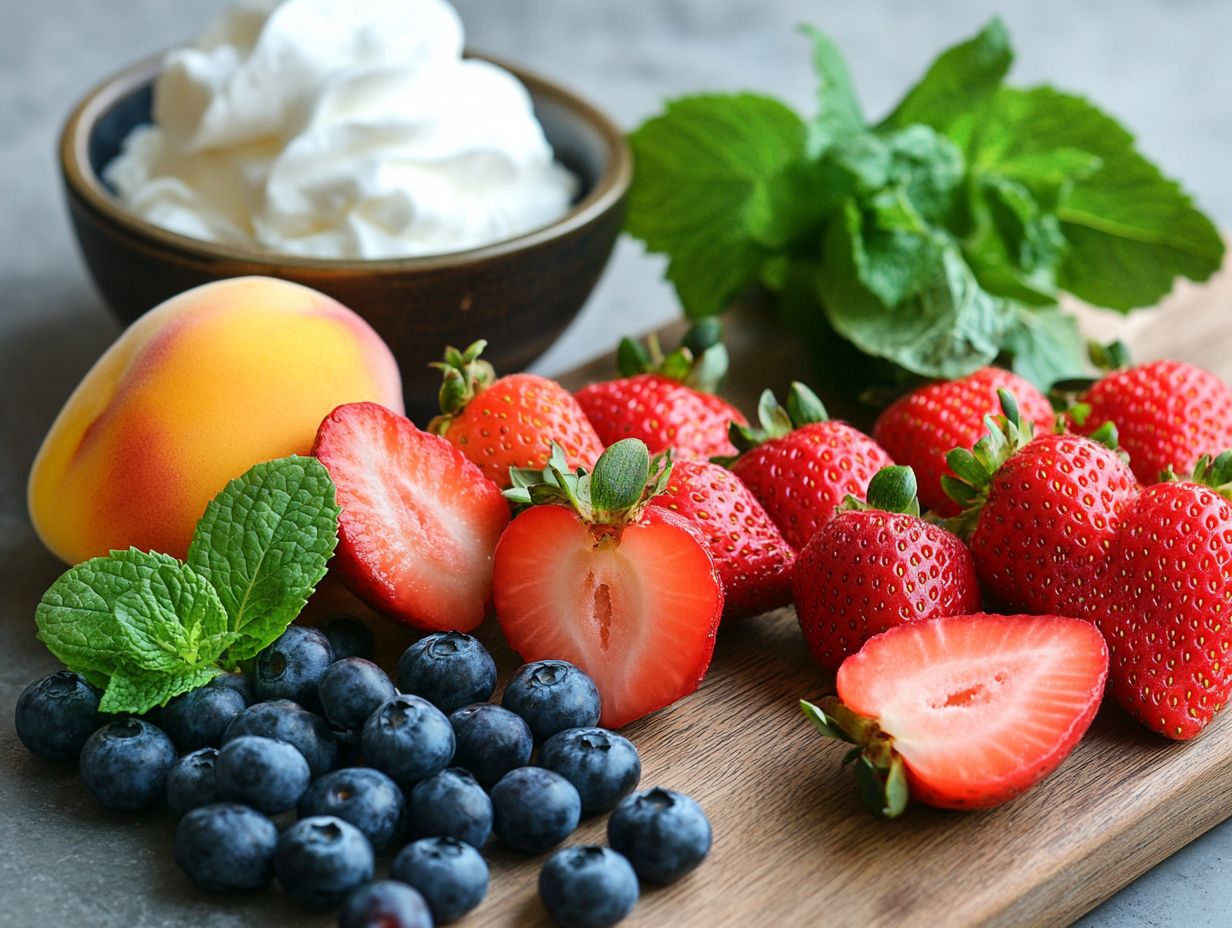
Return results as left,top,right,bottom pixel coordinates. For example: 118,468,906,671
313,264,1232,928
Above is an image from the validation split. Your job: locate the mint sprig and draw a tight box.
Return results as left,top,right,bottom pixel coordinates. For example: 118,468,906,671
625,18,1224,396
188,456,340,662
35,456,339,715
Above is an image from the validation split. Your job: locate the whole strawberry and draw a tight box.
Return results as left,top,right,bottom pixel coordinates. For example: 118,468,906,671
728,383,894,551
944,391,1138,616
1072,349,1232,485
1089,453,1232,740
429,340,603,489
793,466,981,671
650,459,795,619
575,320,748,460
873,367,1054,515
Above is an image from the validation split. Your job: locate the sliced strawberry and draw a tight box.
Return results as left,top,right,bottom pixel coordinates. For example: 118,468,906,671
493,442,723,729
313,402,510,632
802,613,1108,815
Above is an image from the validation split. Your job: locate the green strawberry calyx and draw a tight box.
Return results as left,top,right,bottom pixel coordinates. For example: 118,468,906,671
1169,450,1232,500
1048,339,1133,409
727,381,829,456
428,340,496,432
841,465,921,517
504,439,673,528
618,318,731,393
800,698,908,819
941,388,1036,537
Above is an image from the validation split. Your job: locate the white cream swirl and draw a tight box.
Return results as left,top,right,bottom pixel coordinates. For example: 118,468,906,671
105,0,578,259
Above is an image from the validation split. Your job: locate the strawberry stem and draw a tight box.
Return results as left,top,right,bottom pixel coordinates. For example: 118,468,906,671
800,698,909,819
1186,451,1232,499
1088,339,1132,373
843,465,921,516
728,382,828,454
428,339,496,432
941,388,1036,538
614,320,731,392
503,440,673,527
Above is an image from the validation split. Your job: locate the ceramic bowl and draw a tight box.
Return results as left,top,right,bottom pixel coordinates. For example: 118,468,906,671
60,52,631,418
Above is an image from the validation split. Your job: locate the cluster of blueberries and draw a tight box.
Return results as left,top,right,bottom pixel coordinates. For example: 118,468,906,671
14,618,711,928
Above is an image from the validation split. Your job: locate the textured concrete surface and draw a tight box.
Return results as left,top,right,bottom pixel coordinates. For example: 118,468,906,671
1,1,1229,926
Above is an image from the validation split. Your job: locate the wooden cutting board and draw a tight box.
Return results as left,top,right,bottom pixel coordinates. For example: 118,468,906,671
442,266,1232,928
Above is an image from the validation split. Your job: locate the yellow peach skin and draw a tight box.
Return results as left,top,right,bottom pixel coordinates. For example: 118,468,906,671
28,276,404,563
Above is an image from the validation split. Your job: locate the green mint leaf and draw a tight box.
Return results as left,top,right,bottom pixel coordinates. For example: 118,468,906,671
963,174,1068,305
100,666,221,716
36,548,233,712
971,86,1224,309
626,93,808,316
745,158,851,249
35,556,141,685
819,203,1003,379
188,455,340,664
880,125,965,222
802,25,864,154
108,549,232,673
880,18,1012,135
829,125,964,223
1001,303,1086,390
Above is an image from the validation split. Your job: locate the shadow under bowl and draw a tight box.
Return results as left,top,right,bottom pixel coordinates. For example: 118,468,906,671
59,53,631,420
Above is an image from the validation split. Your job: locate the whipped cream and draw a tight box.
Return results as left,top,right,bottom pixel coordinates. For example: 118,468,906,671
105,0,578,259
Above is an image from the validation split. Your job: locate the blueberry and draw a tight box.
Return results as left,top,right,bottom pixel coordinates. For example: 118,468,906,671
391,837,488,924
502,661,601,743
607,787,712,883
79,718,175,812
490,767,581,853
397,632,496,713
223,698,337,777
15,671,101,761
276,815,374,910
339,880,432,928
409,768,492,848
362,695,454,786
254,625,334,709
211,671,253,705
166,747,221,816
160,677,248,751
318,658,397,733
174,802,277,892
321,616,376,662
449,703,533,788
540,728,641,814
298,767,404,852
216,735,311,814
539,846,639,928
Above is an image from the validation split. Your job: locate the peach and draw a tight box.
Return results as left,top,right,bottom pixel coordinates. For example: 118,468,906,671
28,276,403,563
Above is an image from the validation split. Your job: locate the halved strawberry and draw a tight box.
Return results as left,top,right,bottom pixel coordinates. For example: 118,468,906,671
802,613,1108,816
493,441,723,729
313,402,510,632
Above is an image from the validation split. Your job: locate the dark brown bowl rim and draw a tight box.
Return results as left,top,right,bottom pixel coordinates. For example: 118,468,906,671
60,49,632,271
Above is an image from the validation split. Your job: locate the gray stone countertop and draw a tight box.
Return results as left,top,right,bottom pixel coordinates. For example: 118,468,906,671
2,1,1229,925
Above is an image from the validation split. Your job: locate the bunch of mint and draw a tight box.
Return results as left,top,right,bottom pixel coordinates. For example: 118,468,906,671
624,19,1224,396
35,457,340,714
